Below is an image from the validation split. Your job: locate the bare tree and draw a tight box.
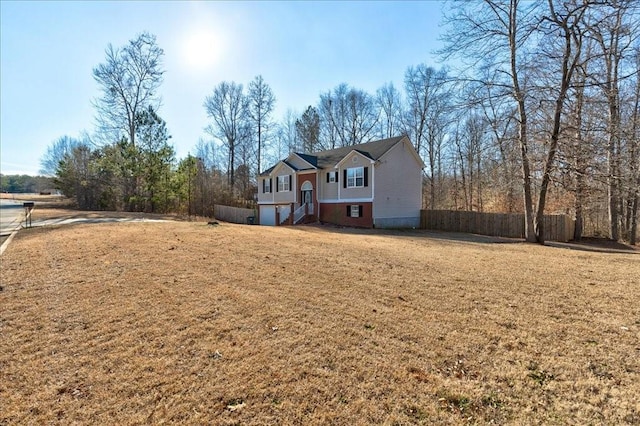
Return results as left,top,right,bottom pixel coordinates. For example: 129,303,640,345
565,46,590,240
93,32,164,146
453,112,488,211
530,0,588,243
319,84,379,147
586,0,638,240
376,82,404,139
247,75,276,174
296,106,320,153
442,1,540,242
273,109,300,160
476,81,520,212
204,81,247,188
404,64,451,209
40,134,88,176
318,91,339,150
194,138,222,171
624,47,640,243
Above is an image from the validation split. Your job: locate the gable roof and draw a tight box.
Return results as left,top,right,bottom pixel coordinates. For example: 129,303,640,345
260,159,297,177
294,153,318,168
259,136,411,176
307,136,406,169
281,159,298,171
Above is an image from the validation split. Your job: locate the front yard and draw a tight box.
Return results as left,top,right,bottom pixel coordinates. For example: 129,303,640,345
1,219,638,424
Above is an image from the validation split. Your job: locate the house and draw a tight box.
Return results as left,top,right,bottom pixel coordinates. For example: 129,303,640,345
257,135,424,228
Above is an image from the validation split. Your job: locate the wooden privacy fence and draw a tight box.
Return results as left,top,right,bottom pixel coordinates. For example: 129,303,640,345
213,205,256,224
420,210,575,242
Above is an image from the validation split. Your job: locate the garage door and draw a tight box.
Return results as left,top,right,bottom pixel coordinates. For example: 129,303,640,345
259,205,276,226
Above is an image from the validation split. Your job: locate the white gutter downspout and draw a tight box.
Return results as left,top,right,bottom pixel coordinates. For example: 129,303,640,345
336,167,340,201
371,160,376,225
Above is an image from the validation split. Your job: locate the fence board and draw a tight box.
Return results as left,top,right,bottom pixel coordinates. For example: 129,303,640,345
214,205,255,224
420,210,574,242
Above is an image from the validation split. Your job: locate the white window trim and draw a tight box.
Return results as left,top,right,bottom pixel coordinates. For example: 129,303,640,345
328,171,337,183
264,178,271,193
350,205,360,218
278,175,290,192
346,167,364,188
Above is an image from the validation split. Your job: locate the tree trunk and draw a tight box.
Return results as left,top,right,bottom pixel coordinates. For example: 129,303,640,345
535,2,583,244
429,148,436,209
507,0,536,242
607,114,620,241
629,53,640,245
257,118,262,175
573,53,587,241
631,195,638,245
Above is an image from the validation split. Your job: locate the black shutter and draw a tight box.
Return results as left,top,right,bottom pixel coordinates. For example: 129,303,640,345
262,179,265,193
359,205,363,217
364,167,369,187
269,178,272,193
276,177,279,192
326,172,329,183
346,205,351,217
343,170,347,188
335,171,338,183
289,175,292,190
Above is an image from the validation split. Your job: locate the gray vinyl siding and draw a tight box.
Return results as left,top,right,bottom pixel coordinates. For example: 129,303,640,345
373,139,422,225
338,152,373,200
319,170,339,201
272,163,295,203
287,155,312,170
257,176,274,203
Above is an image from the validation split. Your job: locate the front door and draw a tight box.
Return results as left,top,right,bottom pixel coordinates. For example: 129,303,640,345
302,190,312,205
300,180,314,215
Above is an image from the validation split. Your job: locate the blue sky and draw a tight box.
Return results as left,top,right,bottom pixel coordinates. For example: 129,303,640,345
1,1,445,175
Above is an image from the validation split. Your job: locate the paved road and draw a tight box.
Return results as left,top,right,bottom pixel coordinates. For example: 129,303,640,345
0,199,26,236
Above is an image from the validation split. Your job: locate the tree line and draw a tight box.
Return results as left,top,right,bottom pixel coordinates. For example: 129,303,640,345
43,0,639,243
0,174,54,194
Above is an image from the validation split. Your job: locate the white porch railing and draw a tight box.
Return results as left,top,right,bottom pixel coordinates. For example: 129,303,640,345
293,203,307,224
279,205,291,225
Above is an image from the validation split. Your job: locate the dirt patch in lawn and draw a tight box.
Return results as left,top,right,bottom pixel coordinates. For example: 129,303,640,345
1,220,639,425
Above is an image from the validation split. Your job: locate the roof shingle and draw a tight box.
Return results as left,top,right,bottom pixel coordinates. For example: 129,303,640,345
259,136,407,176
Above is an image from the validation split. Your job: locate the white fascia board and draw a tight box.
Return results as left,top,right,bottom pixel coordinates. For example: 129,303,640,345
274,161,295,174
334,150,375,169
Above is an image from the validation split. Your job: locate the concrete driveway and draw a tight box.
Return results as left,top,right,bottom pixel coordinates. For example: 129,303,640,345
0,199,26,236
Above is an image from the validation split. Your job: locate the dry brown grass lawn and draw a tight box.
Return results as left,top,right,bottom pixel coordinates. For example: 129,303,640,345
1,216,639,425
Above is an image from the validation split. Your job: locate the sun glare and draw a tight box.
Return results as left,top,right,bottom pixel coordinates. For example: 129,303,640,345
183,29,223,71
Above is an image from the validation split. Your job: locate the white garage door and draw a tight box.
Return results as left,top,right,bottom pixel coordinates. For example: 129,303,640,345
259,205,276,226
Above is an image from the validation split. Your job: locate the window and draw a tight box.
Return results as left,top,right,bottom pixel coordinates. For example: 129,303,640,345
350,205,360,218
327,171,337,183
263,178,271,193
346,167,364,188
277,175,290,192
